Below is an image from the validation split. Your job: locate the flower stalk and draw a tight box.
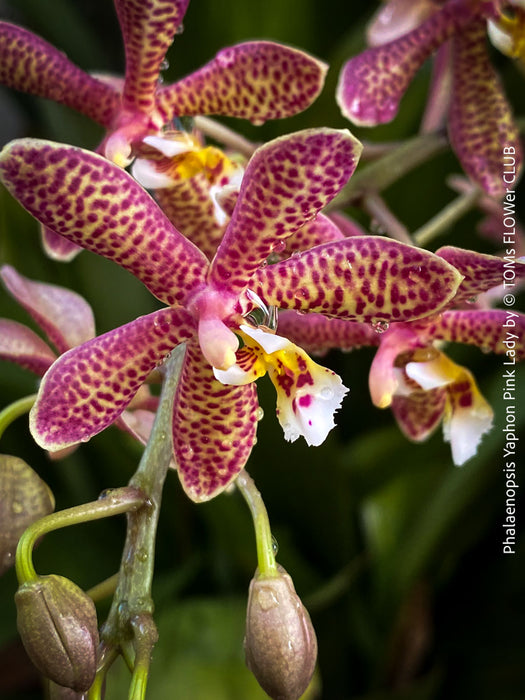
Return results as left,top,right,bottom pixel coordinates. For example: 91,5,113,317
98,344,186,700
0,393,37,440
236,469,278,578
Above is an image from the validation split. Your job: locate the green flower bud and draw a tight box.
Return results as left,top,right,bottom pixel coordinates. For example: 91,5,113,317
0,454,54,575
244,565,317,700
15,574,99,692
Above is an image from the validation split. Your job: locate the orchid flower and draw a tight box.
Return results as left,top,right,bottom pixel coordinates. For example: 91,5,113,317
278,247,525,465
0,265,157,451
0,129,462,501
131,130,362,261
0,0,327,260
337,0,523,195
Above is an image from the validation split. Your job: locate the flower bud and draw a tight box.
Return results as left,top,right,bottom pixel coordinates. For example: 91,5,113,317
244,565,317,700
15,574,99,692
0,454,54,575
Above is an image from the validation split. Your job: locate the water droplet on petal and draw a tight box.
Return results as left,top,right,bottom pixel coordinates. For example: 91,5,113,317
175,23,184,35
320,386,334,400
372,320,389,334
466,296,478,305
256,406,264,421
272,240,287,254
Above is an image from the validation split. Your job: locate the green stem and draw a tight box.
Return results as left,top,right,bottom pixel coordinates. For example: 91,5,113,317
236,470,277,578
326,131,448,211
87,573,120,603
0,394,37,440
15,487,146,585
99,345,186,688
413,188,482,246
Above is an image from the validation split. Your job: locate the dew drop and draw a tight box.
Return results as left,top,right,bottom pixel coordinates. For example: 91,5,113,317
466,296,478,304
256,406,264,421
480,345,491,354
160,58,170,71
250,117,266,127
372,320,389,334
98,488,115,500
136,549,149,563
320,386,334,400
175,23,184,35
272,240,287,254
271,534,279,555
11,501,23,514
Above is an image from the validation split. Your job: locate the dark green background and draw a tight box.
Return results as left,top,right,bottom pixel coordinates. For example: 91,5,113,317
0,1,524,698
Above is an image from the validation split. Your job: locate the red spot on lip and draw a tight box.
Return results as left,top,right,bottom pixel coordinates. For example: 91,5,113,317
298,394,313,407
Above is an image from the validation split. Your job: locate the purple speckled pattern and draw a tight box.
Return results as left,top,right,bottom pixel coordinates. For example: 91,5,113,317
0,319,56,375
172,341,259,502
336,0,476,126
0,140,208,306
392,388,447,441
277,311,380,356
41,226,83,262
156,42,328,124
249,237,462,322
154,172,230,260
114,0,190,114
1,265,95,354
429,309,525,359
0,22,120,128
210,129,362,296
283,214,344,258
448,18,522,196
437,246,525,303
30,307,195,451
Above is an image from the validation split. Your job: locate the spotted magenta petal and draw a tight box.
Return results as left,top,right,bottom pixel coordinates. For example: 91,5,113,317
29,307,195,451
1,14,328,170
0,265,95,354
405,353,494,465
336,0,477,126
0,22,120,128
283,214,344,257
156,42,328,125
0,139,208,307
114,0,190,115
422,309,525,359
276,311,380,357
448,18,523,196
0,319,57,375
172,341,258,502
436,246,525,304
249,237,462,322
215,325,348,447
209,128,363,296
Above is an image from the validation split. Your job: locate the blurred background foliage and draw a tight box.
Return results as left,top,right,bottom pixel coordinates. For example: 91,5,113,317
0,0,524,698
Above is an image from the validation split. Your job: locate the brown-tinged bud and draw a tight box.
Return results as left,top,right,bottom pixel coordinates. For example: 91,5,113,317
46,679,88,699
15,574,99,692
0,454,55,575
244,565,317,700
